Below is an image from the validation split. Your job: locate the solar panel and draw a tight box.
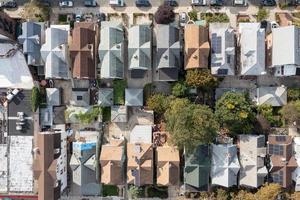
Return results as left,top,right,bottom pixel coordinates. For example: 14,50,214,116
211,34,222,54
269,144,283,156
272,171,283,185
217,69,228,75
276,135,286,142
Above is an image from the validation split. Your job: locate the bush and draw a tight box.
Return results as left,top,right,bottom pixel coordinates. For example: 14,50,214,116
102,185,119,197
280,100,300,126
154,4,175,24
75,106,102,124
146,94,171,115
257,104,281,126
288,88,300,101
58,14,67,22
172,81,188,97
113,80,126,105
185,69,218,90
202,13,229,23
188,9,198,21
31,87,40,112
257,8,269,22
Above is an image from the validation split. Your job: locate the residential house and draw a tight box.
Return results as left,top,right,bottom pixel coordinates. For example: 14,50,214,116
292,137,300,191
18,22,44,66
239,135,268,188
125,88,143,106
100,139,126,185
130,125,152,144
156,146,180,186
41,27,69,79
255,86,287,106
99,21,124,79
239,23,265,75
127,143,153,186
33,132,62,200
184,24,209,70
184,145,210,192
128,25,151,78
70,22,97,79
98,88,113,107
156,25,181,81
268,135,298,188
209,23,235,76
70,88,90,107
272,26,300,76
111,106,127,123
211,144,240,187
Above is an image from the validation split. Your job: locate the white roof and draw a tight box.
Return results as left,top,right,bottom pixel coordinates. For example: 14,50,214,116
130,125,152,144
0,41,34,89
239,23,265,75
293,137,300,191
256,86,287,106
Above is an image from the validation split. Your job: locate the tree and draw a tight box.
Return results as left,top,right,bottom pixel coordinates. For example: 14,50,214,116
165,98,219,152
154,4,175,24
257,104,277,125
255,183,282,200
128,186,141,200
21,0,50,22
75,106,102,124
172,81,188,97
188,9,198,21
231,190,255,200
146,94,171,115
185,69,218,90
213,188,229,200
31,86,40,112
288,88,300,101
280,100,300,125
215,92,256,136
257,7,269,22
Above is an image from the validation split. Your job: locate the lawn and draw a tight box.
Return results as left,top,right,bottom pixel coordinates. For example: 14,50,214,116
113,80,126,105
102,107,111,122
102,185,119,197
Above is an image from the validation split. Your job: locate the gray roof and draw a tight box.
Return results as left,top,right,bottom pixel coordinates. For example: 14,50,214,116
211,144,240,188
256,86,287,106
156,25,180,81
209,23,235,76
125,88,143,106
98,88,113,107
18,22,43,66
239,135,268,188
70,88,90,107
128,25,151,70
239,23,265,75
99,22,124,79
46,88,61,106
40,106,53,127
111,106,127,123
41,27,69,79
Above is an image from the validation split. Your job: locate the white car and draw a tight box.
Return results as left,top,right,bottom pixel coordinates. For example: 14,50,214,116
59,0,73,7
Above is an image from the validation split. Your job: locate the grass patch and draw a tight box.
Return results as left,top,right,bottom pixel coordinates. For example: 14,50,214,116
201,13,229,23
102,185,119,197
113,80,126,105
102,107,111,122
31,87,40,112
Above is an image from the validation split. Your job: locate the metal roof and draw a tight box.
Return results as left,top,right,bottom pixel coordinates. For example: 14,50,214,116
125,88,143,106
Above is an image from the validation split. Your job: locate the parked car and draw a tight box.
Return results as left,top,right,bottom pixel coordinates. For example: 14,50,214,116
39,0,51,7
96,13,106,22
109,0,124,7
59,0,73,7
179,12,188,27
135,0,151,7
0,0,17,8
210,0,224,6
75,14,82,22
191,0,207,6
84,0,97,7
260,0,276,6
233,0,248,6
164,0,178,7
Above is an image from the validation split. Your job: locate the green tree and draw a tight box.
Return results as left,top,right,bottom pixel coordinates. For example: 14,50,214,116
257,104,276,125
215,92,255,136
31,86,40,112
146,94,171,115
188,9,198,21
288,88,300,101
280,100,300,125
171,81,188,97
165,98,219,152
213,188,229,200
231,190,255,200
255,183,282,200
185,69,218,90
128,186,141,200
75,106,102,124
257,8,269,22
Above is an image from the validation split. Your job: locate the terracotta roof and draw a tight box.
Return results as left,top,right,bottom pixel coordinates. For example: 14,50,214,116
156,146,180,186
127,143,153,186
268,135,298,188
33,132,61,200
69,22,97,79
184,24,210,70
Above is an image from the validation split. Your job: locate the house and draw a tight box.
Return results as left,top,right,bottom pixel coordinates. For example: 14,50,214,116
128,25,151,79
98,88,113,107
18,22,44,66
99,21,124,79
100,139,125,185
156,25,181,81
292,137,300,191
130,125,152,144
70,22,97,79
268,135,297,188
272,26,300,76
184,24,209,70
239,135,268,188
184,145,210,192
127,143,153,186
70,88,90,107
33,132,62,200
239,23,265,75
156,146,180,186
125,88,143,106
211,144,240,187
255,86,287,106
41,27,69,79
209,23,235,76
111,106,127,123
0,37,34,89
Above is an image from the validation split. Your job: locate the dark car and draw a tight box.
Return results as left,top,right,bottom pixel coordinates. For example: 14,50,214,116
1,1,17,8
261,0,276,6
136,0,151,7
164,0,178,7
210,0,224,6
84,0,97,7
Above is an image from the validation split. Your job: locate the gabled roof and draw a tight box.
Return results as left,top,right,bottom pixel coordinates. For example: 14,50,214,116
70,22,97,79
239,135,268,188
130,125,152,144
18,22,43,66
272,26,300,67
99,21,124,79
98,88,113,107
46,88,61,106
239,23,265,75
211,144,240,187
184,24,209,70
41,27,69,79
156,146,180,186
209,23,235,76
184,145,210,192
128,25,151,71
156,25,180,81
125,88,143,106
256,86,287,106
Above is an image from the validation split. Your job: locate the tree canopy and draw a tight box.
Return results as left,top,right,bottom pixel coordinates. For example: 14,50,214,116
154,4,175,24
146,94,171,115
280,100,300,125
185,69,218,90
255,183,282,200
165,98,219,151
215,92,255,136
171,81,188,97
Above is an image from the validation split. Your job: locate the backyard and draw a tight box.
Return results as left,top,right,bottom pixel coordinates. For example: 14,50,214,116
113,80,127,105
